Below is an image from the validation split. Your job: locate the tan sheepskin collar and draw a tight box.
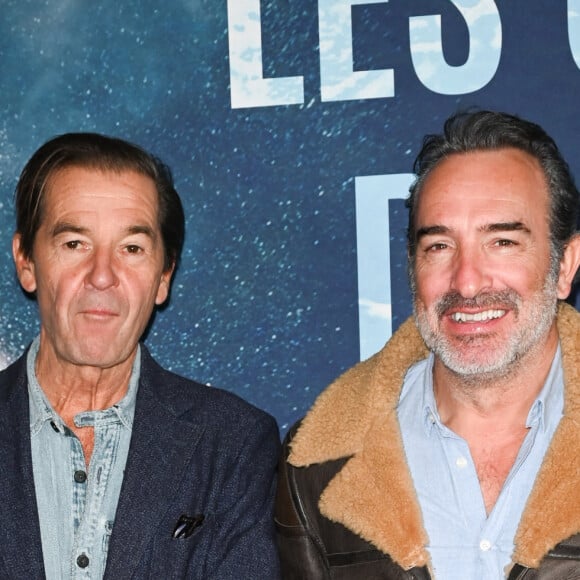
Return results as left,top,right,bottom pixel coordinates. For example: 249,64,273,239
289,302,580,571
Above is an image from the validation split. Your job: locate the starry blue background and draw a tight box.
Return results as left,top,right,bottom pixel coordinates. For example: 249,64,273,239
1,1,580,431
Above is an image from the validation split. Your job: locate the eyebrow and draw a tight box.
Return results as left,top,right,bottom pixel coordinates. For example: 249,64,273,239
51,221,157,239
125,225,157,239
416,225,450,241
485,221,531,234
51,221,86,237
416,221,531,242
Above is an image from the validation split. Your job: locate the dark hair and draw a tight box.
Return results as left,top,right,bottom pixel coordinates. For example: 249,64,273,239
14,132,185,272
406,110,579,270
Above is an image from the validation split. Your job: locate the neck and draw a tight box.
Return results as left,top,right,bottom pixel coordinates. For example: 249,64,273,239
34,346,135,424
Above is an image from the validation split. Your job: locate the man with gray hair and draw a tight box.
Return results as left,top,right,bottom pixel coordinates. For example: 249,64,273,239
276,110,580,578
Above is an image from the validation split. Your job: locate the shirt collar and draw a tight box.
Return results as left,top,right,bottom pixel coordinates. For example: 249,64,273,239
27,336,141,435
421,353,440,436
421,344,564,436
525,343,563,432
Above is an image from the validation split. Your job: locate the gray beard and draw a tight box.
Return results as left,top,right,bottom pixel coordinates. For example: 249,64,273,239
414,279,559,382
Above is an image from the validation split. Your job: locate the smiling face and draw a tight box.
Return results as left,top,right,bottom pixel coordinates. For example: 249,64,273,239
13,166,173,374
412,148,579,379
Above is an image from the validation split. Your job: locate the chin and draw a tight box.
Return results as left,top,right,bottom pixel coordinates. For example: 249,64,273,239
69,345,130,369
437,342,517,376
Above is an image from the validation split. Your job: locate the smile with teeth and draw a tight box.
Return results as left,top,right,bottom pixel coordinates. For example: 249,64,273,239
450,309,506,323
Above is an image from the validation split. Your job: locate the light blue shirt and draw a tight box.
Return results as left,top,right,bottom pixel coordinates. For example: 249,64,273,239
398,347,564,580
27,337,139,580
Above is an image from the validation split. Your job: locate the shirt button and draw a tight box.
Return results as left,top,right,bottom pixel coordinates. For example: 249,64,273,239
76,554,90,568
480,539,492,552
456,456,468,468
74,470,87,484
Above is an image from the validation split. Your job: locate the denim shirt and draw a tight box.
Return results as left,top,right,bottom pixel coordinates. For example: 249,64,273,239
398,347,564,580
27,338,139,580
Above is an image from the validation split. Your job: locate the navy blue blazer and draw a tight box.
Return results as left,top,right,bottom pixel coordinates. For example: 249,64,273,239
0,345,281,579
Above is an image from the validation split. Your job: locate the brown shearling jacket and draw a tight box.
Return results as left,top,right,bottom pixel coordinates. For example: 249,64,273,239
276,303,580,578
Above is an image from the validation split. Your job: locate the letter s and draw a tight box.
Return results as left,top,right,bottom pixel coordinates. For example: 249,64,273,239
409,0,502,95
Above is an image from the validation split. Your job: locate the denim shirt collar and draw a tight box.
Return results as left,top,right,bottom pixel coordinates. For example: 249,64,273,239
27,336,140,435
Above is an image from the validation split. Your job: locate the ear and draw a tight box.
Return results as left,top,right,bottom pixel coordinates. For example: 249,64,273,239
155,265,175,306
556,234,580,299
12,234,37,293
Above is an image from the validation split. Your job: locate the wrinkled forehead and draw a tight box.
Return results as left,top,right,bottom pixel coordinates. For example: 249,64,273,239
45,164,158,200
40,166,161,226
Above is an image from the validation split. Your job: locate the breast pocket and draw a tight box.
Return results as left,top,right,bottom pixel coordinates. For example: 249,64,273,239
148,511,214,579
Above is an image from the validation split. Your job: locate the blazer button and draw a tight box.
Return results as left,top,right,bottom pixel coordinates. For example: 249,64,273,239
76,554,90,568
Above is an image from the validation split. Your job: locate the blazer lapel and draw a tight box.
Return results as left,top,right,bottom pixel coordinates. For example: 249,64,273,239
0,356,45,578
104,366,204,579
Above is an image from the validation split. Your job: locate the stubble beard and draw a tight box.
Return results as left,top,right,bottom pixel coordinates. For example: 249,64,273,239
413,276,559,383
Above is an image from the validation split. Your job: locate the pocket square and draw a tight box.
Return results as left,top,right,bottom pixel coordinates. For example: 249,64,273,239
172,514,205,539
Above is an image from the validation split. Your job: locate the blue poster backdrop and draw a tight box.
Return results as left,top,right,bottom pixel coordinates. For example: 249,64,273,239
1,1,580,431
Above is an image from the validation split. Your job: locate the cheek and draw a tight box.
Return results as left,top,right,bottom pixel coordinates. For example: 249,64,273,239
500,265,544,296
125,271,168,309
414,271,444,310
34,282,64,330
36,268,83,310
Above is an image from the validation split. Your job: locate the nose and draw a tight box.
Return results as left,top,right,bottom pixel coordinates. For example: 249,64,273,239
450,246,491,299
84,248,119,290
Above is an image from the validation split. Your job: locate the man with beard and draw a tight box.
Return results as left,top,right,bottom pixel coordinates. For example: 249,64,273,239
275,110,580,579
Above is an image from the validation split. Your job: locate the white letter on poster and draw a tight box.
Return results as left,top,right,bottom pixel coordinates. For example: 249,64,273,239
319,0,394,102
409,0,502,94
227,0,304,108
569,0,580,68
355,173,414,360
